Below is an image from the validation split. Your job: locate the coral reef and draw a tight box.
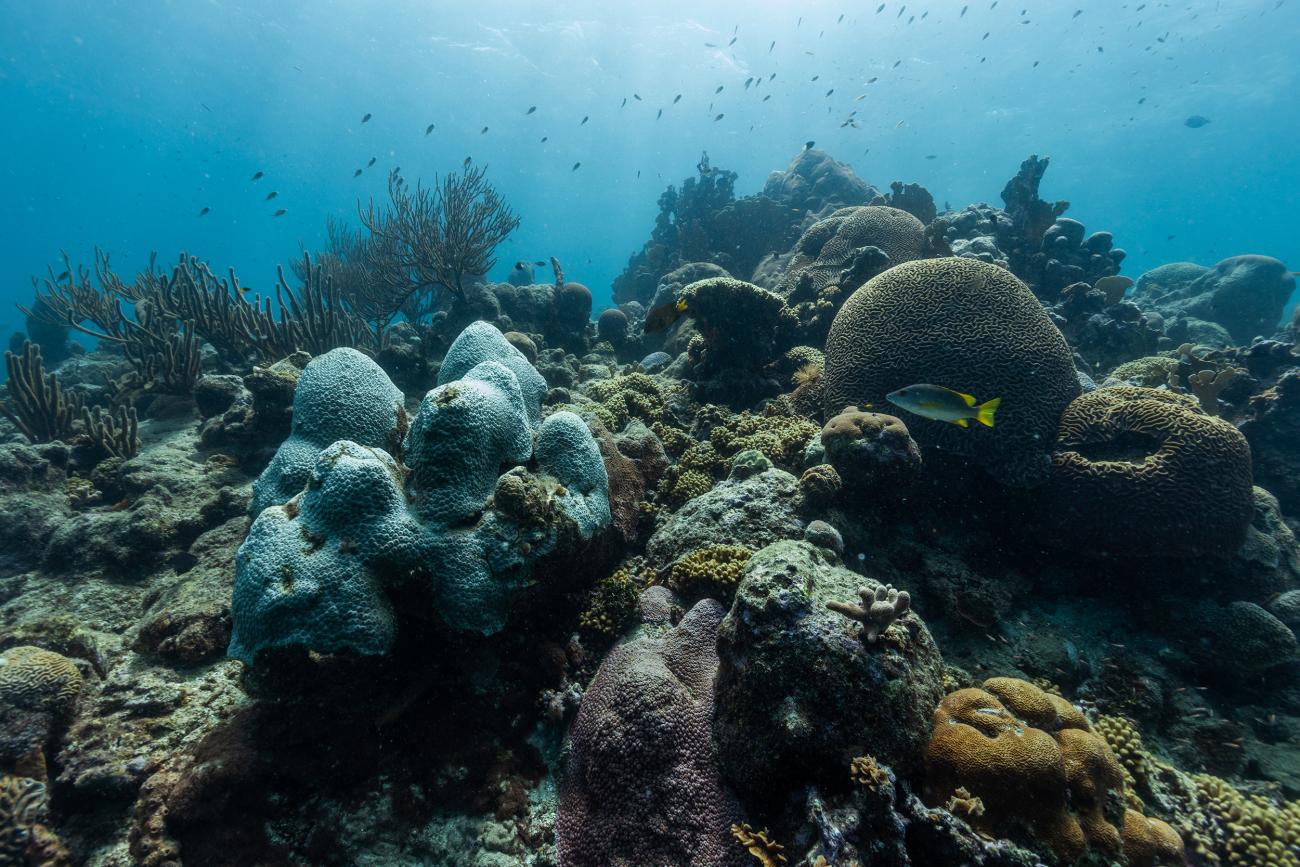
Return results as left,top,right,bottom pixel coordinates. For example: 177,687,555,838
824,257,1080,485
820,408,922,492
1038,386,1255,557
1132,254,1296,345
230,322,610,662
713,540,946,801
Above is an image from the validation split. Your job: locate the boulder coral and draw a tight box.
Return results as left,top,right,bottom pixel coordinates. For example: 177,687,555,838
777,205,925,303
0,646,83,777
823,257,1080,486
1038,386,1254,558
925,677,1182,865
557,597,746,867
1132,254,1296,344
248,347,405,515
820,407,922,492
713,540,946,801
681,276,796,373
228,322,610,664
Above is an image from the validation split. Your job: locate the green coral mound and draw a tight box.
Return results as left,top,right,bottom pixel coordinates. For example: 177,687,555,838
824,257,1080,486
668,544,754,601
713,540,947,802
1038,386,1254,558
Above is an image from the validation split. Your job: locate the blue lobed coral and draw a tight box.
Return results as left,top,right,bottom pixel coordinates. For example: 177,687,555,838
229,323,611,664
248,347,406,515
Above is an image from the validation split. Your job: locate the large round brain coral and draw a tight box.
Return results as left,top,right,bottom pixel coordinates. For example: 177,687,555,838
778,205,926,302
1037,386,1254,557
823,257,1081,485
925,677,1182,865
0,646,83,775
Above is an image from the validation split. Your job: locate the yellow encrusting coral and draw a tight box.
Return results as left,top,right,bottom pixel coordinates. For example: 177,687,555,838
730,823,788,867
668,545,753,600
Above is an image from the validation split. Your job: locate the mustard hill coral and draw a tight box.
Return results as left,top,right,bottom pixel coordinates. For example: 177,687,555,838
668,544,754,600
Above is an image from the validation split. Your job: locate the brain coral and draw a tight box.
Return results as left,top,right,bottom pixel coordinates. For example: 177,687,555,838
0,646,83,776
924,677,1180,864
249,347,405,515
229,323,611,664
1038,386,1254,557
681,276,796,372
777,205,925,303
823,257,1081,486
557,598,746,867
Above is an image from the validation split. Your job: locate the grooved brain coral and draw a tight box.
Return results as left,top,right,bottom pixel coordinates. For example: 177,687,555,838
249,347,405,515
777,205,926,301
229,322,610,664
0,647,82,714
925,677,1183,865
823,257,1081,486
1039,386,1254,557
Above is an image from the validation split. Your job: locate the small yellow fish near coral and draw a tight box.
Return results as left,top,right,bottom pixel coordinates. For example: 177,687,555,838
886,384,1000,429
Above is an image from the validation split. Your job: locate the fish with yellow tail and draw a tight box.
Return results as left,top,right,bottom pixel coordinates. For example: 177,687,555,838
886,384,1001,429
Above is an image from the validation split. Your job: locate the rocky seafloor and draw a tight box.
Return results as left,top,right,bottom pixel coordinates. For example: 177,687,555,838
3,149,1300,867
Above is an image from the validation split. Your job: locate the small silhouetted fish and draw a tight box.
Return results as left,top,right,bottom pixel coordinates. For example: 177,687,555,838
197,207,210,217
744,77,753,88
633,93,642,101
961,4,968,15
838,13,845,22
991,0,997,7
769,72,776,80
1073,9,1083,16
896,119,905,127
581,115,589,125
621,97,627,107
728,36,737,45
236,284,252,295
56,270,70,281
925,154,937,159
826,88,834,96
805,140,815,150
572,162,581,171
715,85,724,93
541,136,549,143
464,157,472,168
893,59,901,67
250,171,264,181
534,260,547,267
265,191,278,200
200,102,211,112
361,113,371,123
673,93,682,104
983,31,989,39
1097,46,1104,52
273,209,287,217
762,94,771,101
353,169,362,177
656,108,663,119
527,106,537,114
811,75,819,81
367,157,376,166
425,124,435,135
714,113,724,121
1138,97,1146,104
1185,115,1211,128
1167,234,1176,240
1033,60,1040,67
705,42,717,47
769,40,775,52
868,76,879,83
877,3,885,11
481,126,489,134
636,170,641,178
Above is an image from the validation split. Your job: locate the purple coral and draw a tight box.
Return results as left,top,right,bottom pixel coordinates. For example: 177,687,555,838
557,598,746,867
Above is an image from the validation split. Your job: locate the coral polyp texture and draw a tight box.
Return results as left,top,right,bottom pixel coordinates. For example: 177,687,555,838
823,257,1081,485
924,677,1183,865
229,322,610,663
1038,386,1254,557
777,204,925,302
248,347,405,515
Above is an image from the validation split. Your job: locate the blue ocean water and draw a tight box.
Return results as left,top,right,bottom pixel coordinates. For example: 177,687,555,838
1,0,1297,345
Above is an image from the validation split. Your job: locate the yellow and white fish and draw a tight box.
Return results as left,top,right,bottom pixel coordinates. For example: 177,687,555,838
886,384,1000,429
